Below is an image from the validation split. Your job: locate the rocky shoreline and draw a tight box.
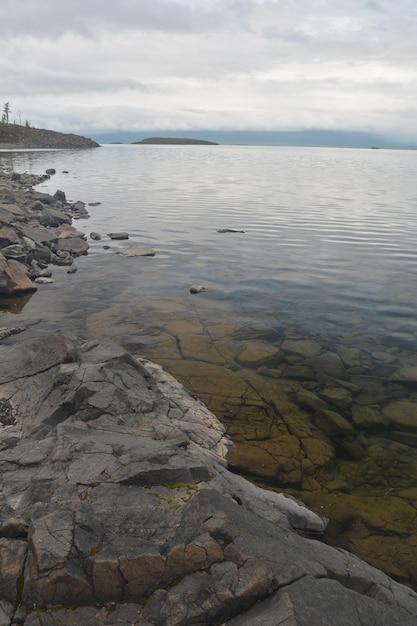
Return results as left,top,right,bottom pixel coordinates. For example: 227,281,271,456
1,168,417,624
0,165,91,297
1,333,417,625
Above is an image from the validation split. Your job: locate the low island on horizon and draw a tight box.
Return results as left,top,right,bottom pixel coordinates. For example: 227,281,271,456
132,136,219,145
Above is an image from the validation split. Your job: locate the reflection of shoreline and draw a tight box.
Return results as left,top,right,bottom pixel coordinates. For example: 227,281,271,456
0,291,34,313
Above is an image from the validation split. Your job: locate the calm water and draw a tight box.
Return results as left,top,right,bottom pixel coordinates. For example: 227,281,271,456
2,144,417,588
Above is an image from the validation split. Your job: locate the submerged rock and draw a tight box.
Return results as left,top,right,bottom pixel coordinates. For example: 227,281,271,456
117,245,155,257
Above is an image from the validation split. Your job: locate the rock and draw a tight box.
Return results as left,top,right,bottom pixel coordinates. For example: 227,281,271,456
0,204,27,225
53,189,66,202
38,207,71,227
67,264,77,274
117,245,155,257
296,389,328,412
313,409,355,437
0,260,37,295
190,284,206,294
34,277,54,284
352,406,390,431
0,226,21,247
56,236,89,256
217,228,245,233
318,387,352,411
382,401,417,432
236,342,280,367
391,366,417,387
70,200,89,219
108,232,129,240
90,232,102,240
281,339,322,358
306,352,346,378
327,479,350,493
1,244,27,263
0,334,417,624
45,169,56,175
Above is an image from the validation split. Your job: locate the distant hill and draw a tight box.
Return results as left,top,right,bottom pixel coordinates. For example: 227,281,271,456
0,123,99,149
132,137,218,145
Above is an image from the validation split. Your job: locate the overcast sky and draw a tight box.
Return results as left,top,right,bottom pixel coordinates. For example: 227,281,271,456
2,0,417,141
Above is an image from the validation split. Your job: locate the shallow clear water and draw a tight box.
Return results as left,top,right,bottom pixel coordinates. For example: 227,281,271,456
2,144,417,588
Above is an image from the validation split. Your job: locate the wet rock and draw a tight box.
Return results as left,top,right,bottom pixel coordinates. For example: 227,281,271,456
190,284,206,294
0,226,21,248
53,189,65,202
45,168,56,175
391,365,417,387
217,228,245,233
90,231,102,240
236,342,280,367
314,409,354,437
382,401,417,432
0,204,27,226
282,364,315,381
352,406,390,431
117,245,156,257
56,236,89,256
109,231,129,240
281,339,322,358
327,479,350,493
70,200,89,219
336,345,369,370
1,244,27,263
0,260,37,295
29,191,54,205
38,206,71,227
34,277,54,284
351,376,392,406
306,352,346,379
339,438,366,460
296,388,328,412
318,387,352,411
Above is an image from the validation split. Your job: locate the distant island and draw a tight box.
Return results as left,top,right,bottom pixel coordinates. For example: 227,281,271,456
0,122,99,149
132,137,218,145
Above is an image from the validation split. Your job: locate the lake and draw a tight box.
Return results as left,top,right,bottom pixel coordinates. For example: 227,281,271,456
1,144,417,589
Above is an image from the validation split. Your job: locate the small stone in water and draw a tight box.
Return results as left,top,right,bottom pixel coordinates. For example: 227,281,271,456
108,232,129,240
190,285,207,294
34,277,54,284
67,265,77,274
90,232,102,240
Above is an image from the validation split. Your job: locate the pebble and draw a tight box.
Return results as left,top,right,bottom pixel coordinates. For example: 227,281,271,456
190,285,207,294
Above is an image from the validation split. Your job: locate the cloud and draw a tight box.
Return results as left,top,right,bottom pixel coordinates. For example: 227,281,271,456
1,0,417,141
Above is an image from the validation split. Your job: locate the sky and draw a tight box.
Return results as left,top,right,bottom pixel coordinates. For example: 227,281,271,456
2,0,417,143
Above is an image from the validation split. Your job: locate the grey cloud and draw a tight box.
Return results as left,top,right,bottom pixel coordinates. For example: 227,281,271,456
0,0,223,38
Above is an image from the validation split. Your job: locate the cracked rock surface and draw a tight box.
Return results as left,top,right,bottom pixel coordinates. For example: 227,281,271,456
0,333,417,625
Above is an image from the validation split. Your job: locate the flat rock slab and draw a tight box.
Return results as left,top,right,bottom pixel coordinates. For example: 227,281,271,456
117,245,156,257
0,333,416,625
